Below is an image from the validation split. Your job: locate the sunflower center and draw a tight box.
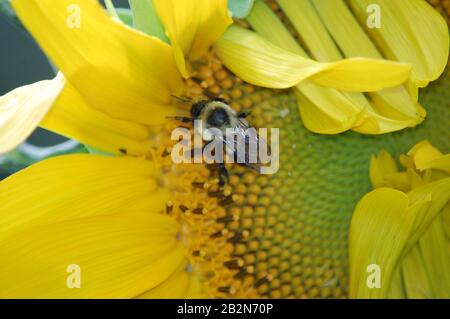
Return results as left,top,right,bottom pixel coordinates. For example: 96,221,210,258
152,52,353,298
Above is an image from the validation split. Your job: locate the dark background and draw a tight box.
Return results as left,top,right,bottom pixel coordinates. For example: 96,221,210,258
0,0,130,179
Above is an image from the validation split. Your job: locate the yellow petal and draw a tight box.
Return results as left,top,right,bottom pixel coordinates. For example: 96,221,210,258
420,155,450,174
368,87,424,123
136,262,203,298
0,154,168,237
311,0,423,121
407,179,450,245
396,206,450,299
277,0,343,62
215,26,411,92
248,1,363,133
154,0,232,77
285,0,423,123
41,82,153,156
386,266,406,298
136,264,190,298
349,178,450,298
349,188,409,298
415,217,450,298
294,87,362,134
247,0,419,134
12,0,183,125
400,246,433,298
0,210,184,298
369,150,399,188
310,0,380,59
408,140,450,173
0,73,64,154
349,0,449,87
247,0,306,56
442,204,450,242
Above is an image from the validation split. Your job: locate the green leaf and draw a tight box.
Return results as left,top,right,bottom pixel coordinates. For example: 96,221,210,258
104,0,119,19
128,0,169,43
103,2,134,27
116,8,134,27
0,141,87,175
228,0,255,19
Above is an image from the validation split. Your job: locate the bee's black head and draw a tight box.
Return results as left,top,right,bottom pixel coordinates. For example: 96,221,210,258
207,108,230,127
191,98,228,120
190,101,207,119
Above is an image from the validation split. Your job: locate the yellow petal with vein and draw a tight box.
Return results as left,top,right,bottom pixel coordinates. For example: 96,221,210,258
136,264,190,299
12,0,182,125
349,178,450,298
215,26,411,92
349,0,449,87
154,0,232,77
0,73,64,154
400,246,433,298
312,0,424,121
0,154,168,237
369,150,398,188
247,0,306,56
349,188,409,298
294,88,362,134
387,267,406,298
352,105,419,135
0,211,183,298
408,140,450,173
415,217,450,298
248,1,419,134
248,1,362,133
136,263,203,298
41,82,153,155
277,0,342,62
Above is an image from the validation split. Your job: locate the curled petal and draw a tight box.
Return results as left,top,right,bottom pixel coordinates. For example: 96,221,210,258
0,73,64,154
215,26,411,92
408,140,450,173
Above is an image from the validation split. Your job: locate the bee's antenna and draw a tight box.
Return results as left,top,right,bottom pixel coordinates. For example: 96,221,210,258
171,94,192,104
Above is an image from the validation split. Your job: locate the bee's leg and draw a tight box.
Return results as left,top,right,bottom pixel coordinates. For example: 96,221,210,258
217,163,229,187
167,116,193,123
237,110,251,118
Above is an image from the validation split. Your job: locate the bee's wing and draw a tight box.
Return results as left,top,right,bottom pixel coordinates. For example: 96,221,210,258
218,119,268,173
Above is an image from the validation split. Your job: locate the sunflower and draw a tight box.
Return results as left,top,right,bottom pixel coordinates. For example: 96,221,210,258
0,0,448,298
351,141,450,298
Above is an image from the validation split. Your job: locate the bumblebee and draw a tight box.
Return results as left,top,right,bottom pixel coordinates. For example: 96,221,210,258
171,98,266,186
